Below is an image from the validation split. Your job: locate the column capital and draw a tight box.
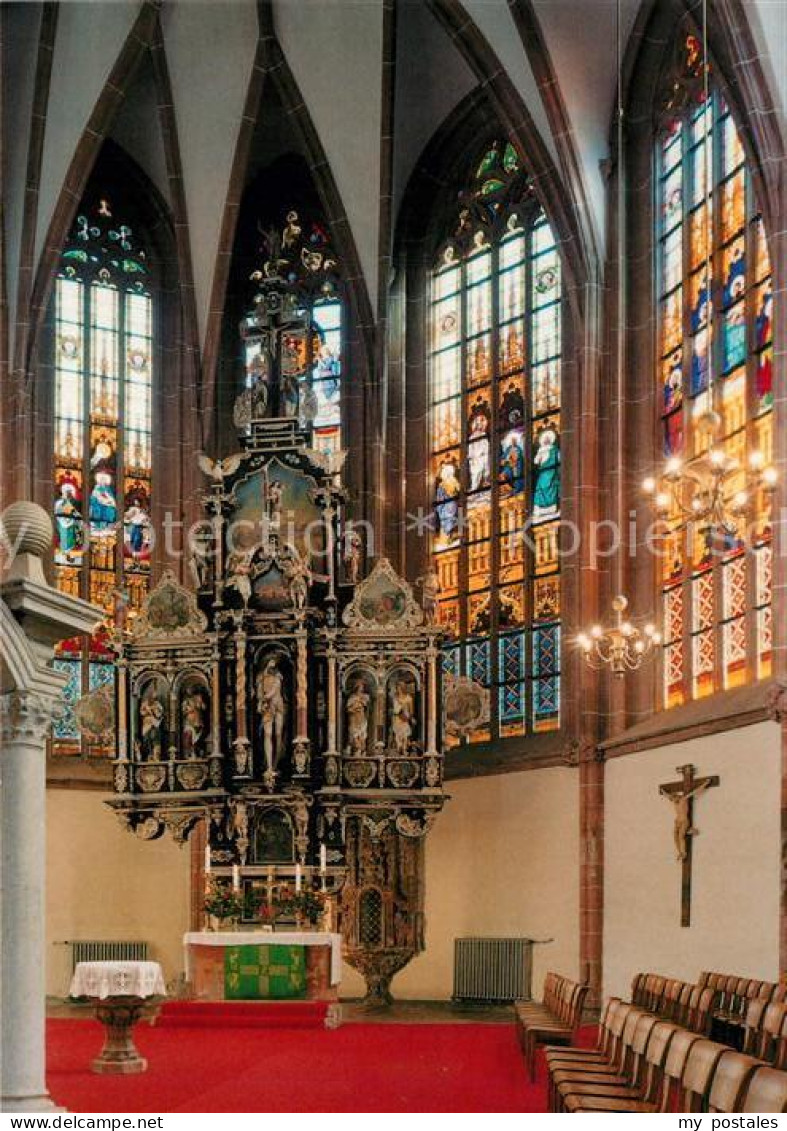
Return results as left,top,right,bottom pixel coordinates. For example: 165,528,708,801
0,689,56,745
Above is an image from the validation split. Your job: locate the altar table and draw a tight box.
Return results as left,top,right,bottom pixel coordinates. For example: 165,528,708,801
69,960,166,1074
183,931,342,1002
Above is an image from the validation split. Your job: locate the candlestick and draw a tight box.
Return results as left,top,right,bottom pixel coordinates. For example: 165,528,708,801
319,843,327,874
295,863,302,893
232,864,240,892
204,844,211,875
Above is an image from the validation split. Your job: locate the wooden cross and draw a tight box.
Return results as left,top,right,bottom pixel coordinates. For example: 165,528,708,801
659,763,720,927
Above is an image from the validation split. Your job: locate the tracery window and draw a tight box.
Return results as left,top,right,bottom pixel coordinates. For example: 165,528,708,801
428,142,562,744
52,198,154,754
656,41,773,707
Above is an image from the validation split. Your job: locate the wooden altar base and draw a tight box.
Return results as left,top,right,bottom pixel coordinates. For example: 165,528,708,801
156,1001,335,1030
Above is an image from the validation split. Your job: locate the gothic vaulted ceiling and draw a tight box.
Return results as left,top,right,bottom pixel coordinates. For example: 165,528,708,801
2,0,785,372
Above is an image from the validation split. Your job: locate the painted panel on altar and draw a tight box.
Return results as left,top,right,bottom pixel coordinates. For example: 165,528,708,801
188,942,336,1002
230,459,324,560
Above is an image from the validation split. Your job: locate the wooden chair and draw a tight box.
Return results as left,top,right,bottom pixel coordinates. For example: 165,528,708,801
742,1067,787,1112
520,978,589,1080
706,1051,761,1113
676,1038,726,1112
742,999,769,1057
556,1014,657,1112
561,1023,698,1113
759,1003,787,1068
686,986,717,1036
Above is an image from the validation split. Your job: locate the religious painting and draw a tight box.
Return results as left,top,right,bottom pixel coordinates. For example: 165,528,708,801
231,459,324,564
356,570,409,626
88,429,118,536
251,809,295,865
433,457,461,548
466,395,491,499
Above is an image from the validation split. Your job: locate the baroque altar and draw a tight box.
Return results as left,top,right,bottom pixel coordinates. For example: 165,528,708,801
105,209,470,1004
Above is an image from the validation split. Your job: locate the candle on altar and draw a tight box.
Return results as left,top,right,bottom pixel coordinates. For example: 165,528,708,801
295,863,302,893
204,845,211,874
232,864,241,892
319,843,327,875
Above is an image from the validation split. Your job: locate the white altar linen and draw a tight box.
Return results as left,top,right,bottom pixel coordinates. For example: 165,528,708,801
69,960,167,1000
183,931,343,985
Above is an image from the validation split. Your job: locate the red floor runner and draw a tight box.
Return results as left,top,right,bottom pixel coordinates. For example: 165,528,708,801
156,1000,330,1029
46,1019,546,1113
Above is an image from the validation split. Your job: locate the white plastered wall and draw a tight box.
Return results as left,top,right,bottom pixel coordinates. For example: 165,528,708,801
603,720,781,1001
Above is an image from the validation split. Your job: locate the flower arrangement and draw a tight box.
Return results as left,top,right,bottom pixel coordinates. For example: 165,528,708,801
275,884,326,927
203,880,245,924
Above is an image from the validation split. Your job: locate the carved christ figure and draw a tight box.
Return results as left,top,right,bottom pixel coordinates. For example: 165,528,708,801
346,679,371,756
659,777,713,861
390,678,415,755
256,657,288,774
417,567,441,625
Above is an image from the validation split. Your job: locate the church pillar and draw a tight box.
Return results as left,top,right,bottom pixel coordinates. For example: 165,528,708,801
0,502,101,1111
0,691,61,1111
578,741,604,1011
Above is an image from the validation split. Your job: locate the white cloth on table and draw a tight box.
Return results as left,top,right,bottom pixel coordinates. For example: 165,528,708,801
183,931,343,985
69,960,167,1000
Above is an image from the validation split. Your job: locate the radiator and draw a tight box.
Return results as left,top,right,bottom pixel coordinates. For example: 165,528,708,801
68,940,148,971
453,937,534,1002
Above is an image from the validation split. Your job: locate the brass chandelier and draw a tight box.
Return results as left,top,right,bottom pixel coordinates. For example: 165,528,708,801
576,0,661,679
577,596,661,678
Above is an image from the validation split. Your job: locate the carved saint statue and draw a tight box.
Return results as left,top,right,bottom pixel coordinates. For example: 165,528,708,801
659,777,714,862
256,657,288,774
282,547,311,611
139,690,165,761
226,550,253,606
266,480,283,531
346,678,371,756
417,567,441,625
182,687,208,757
343,529,363,586
389,677,415,756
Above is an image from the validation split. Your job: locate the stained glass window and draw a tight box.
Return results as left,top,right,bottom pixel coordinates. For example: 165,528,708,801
52,198,154,754
429,142,562,744
657,64,773,707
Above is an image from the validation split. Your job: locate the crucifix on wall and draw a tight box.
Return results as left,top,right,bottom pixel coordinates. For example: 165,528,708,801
659,763,720,928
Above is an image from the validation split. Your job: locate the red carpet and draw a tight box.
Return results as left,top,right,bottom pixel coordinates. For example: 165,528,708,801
46,1019,546,1112
156,1000,330,1029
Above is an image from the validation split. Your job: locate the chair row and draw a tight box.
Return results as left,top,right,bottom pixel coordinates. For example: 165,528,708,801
698,971,786,1040
515,972,589,1082
631,973,716,1035
546,999,787,1113
743,999,787,1069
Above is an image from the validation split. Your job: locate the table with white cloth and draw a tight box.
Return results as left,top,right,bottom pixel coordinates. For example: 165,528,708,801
69,960,166,1074
183,931,342,1001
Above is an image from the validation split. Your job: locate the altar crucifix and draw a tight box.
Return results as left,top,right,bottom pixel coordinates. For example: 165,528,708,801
659,763,720,927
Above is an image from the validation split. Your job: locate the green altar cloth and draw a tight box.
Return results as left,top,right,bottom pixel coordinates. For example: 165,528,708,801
224,944,307,1000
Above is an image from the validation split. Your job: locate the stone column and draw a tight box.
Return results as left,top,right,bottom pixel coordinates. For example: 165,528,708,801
0,502,101,1111
1,691,60,1111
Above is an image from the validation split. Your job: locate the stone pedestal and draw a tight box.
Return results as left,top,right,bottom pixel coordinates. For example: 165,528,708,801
91,998,149,1075
0,502,101,1111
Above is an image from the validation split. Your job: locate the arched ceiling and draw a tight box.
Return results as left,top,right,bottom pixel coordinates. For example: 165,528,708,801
2,0,784,370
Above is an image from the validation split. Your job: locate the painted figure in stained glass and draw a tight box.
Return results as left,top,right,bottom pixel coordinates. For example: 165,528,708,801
722,245,745,306
123,483,151,563
54,473,83,562
533,427,560,518
499,381,525,429
467,397,491,493
690,275,711,394
756,286,773,403
500,429,525,495
434,458,461,545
